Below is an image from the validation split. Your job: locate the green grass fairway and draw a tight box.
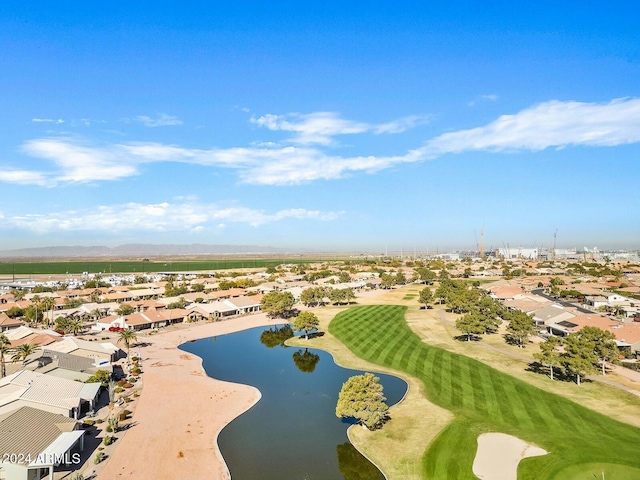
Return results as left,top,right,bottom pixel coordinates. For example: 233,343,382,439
555,463,640,480
329,305,640,480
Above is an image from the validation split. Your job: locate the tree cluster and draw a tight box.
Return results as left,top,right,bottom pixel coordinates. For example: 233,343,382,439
504,310,536,348
534,327,619,385
436,279,506,340
54,317,85,336
380,272,407,289
260,291,296,318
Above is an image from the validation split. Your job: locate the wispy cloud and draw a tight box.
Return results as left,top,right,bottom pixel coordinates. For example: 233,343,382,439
0,201,342,234
32,118,64,124
250,111,429,145
468,94,499,107
0,169,49,186
8,98,640,187
21,138,139,184
134,113,183,127
428,97,640,154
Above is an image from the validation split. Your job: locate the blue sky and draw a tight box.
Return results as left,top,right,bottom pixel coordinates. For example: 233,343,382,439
1,1,639,253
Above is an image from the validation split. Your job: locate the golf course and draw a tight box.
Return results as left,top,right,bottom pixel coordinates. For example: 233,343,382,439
329,304,640,479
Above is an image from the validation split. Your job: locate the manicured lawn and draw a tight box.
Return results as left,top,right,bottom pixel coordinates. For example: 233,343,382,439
330,305,640,479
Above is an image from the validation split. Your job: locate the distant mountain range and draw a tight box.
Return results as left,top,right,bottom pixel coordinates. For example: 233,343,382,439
0,243,291,258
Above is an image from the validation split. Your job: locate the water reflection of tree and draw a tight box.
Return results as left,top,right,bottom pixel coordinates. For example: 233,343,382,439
336,442,384,480
292,348,320,373
259,325,294,348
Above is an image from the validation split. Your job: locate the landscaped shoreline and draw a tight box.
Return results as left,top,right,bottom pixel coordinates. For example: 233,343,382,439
94,313,282,480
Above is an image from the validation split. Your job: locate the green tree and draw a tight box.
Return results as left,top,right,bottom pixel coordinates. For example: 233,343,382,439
561,332,597,385
300,287,328,307
23,305,43,325
66,318,85,336
117,329,138,362
380,273,396,289
293,311,320,340
11,343,38,365
261,291,295,318
534,335,563,380
85,369,111,387
337,271,351,283
505,310,536,348
455,311,486,341
116,304,135,316
167,298,187,309
39,296,56,327
336,373,389,430
415,267,436,285
0,334,10,378
342,288,356,304
580,326,620,375
5,306,23,318
418,287,433,309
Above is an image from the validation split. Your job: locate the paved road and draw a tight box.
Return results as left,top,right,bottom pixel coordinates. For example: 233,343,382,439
531,288,594,314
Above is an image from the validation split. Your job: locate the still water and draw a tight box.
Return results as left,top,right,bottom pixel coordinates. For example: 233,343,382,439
180,325,407,480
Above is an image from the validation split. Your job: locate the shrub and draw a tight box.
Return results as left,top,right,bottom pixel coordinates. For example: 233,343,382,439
94,451,105,464
622,361,640,371
125,397,132,403
96,418,103,424
122,409,132,416
105,425,112,433
103,436,113,446
115,387,124,393
83,419,95,426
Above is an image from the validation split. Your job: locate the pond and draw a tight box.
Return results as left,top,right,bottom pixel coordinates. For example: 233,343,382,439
180,325,408,480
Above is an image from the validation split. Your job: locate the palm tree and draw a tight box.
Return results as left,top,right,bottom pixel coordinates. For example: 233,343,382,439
11,343,38,365
0,334,10,378
67,318,85,336
40,296,56,327
117,328,138,363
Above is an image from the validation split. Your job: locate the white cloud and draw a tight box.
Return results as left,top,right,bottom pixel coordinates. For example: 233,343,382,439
428,97,640,155
32,118,64,124
135,113,183,127
251,111,428,145
0,201,342,234
21,138,139,184
0,169,49,186
7,98,640,187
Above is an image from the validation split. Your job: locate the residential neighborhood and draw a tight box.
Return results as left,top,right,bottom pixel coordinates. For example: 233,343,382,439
1,255,640,479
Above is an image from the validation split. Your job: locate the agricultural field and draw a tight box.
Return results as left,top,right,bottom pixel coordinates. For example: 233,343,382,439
330,305,640,479
0,258,322,276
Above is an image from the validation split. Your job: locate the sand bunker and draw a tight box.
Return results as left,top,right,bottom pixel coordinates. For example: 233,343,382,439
473,432,547,480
